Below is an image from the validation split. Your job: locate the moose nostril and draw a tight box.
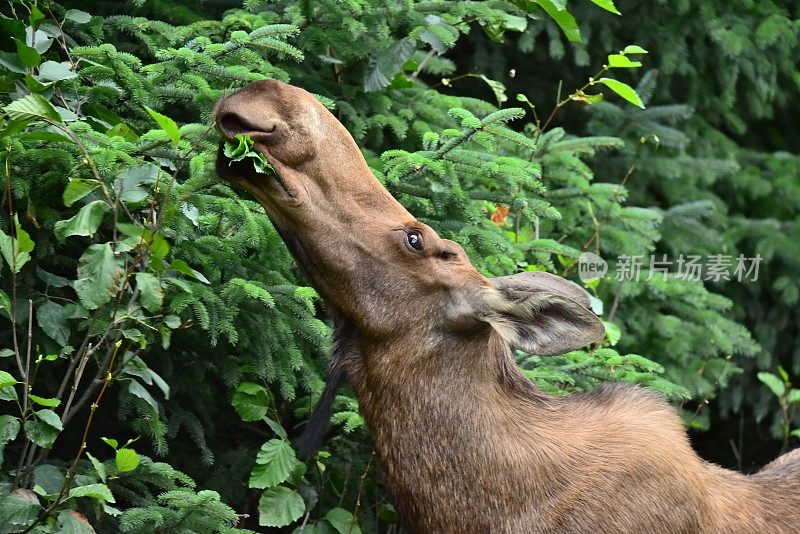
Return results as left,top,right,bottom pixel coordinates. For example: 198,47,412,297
219,112,251,136
218,112,278,138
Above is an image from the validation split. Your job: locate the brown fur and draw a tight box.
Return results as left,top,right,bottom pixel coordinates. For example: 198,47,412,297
214,80,800,533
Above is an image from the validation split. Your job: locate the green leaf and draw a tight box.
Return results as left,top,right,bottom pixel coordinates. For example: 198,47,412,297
603,321,622,346
68,483,115,503
250,439,301,489
115,448,140,473
0,415,20,464
0,490,41,530
16,39,41,68
232,382,270,422
74,243,122,310
101,437,119,450
758,372,786,398
25,410,63,449
64,9,91,24
0,370,17,388
144,106,180,145
56,510,97,534
791,429,800,440
623,45,648,55
86,452,107,483
325,508,362,534
29,395,61,408
63,179,100,207
0,216,35,273
476,75,507,106
36,409,63,430
3,93,62,122
37,267,72,288
33,464,64,495
134,272,163,313
590,0,621,14
787,389,800,405
536,0,581,42
607,54,641,68
114,163,158,203
128,380,158,411
223,135,274,174
37,300,70,345
54,200,108,240
595,78,645,108
258,486,305,527
38,61,78,82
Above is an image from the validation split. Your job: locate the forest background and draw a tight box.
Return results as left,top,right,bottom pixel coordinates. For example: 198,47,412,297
0,0,798,531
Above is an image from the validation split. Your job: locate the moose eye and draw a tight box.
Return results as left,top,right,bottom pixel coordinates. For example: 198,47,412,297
406,231,423,251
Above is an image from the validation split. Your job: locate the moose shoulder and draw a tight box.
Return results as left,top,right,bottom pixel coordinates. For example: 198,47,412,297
213,80,800,533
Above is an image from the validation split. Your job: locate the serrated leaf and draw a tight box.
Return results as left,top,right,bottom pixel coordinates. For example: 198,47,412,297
134,272,163,313
56,510,97,534
258,486,305,527
36,409,63,430
250,439,301,489
590,0,621,14
25,409,62,448
68,483,115,503
232,382,270,422
325,508,362,534
537,0,581,42
3,93,61,122
0,490,41,530
0,216,35,273
0,415,20,464
757,372,786,398
595,78,645,108
144,106,180,145
115,448,139,473
86,452,107,483
607,54,641,68
74,243,122,309
54,200,108,240
476,75,507,106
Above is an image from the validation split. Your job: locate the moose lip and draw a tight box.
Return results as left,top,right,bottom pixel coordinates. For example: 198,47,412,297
214,142,293,200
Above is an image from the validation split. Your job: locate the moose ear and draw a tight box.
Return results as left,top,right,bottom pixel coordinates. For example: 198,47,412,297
484,272,605,355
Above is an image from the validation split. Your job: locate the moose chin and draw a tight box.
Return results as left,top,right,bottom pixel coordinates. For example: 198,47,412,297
213,79,800,534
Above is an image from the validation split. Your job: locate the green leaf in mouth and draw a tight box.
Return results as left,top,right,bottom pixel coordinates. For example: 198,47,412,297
223,134,276,175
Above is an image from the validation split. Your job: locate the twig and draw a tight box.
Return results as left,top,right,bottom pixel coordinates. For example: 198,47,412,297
349,452,374,534
20,341,124,534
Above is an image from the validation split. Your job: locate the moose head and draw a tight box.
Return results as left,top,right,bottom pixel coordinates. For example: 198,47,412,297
213,79,603,354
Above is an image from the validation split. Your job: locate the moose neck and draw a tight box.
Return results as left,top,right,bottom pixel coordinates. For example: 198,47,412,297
334,319,568,529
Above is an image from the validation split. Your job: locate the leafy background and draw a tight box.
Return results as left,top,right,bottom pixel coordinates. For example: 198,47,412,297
0,0,798,531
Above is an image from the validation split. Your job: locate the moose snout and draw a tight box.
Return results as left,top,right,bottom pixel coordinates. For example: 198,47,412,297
213,95,283,141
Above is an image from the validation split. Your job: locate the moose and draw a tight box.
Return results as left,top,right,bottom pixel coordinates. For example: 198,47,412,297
213,80,800,533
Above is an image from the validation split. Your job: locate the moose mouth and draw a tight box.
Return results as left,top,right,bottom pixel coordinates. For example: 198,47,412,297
214,142,295,202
